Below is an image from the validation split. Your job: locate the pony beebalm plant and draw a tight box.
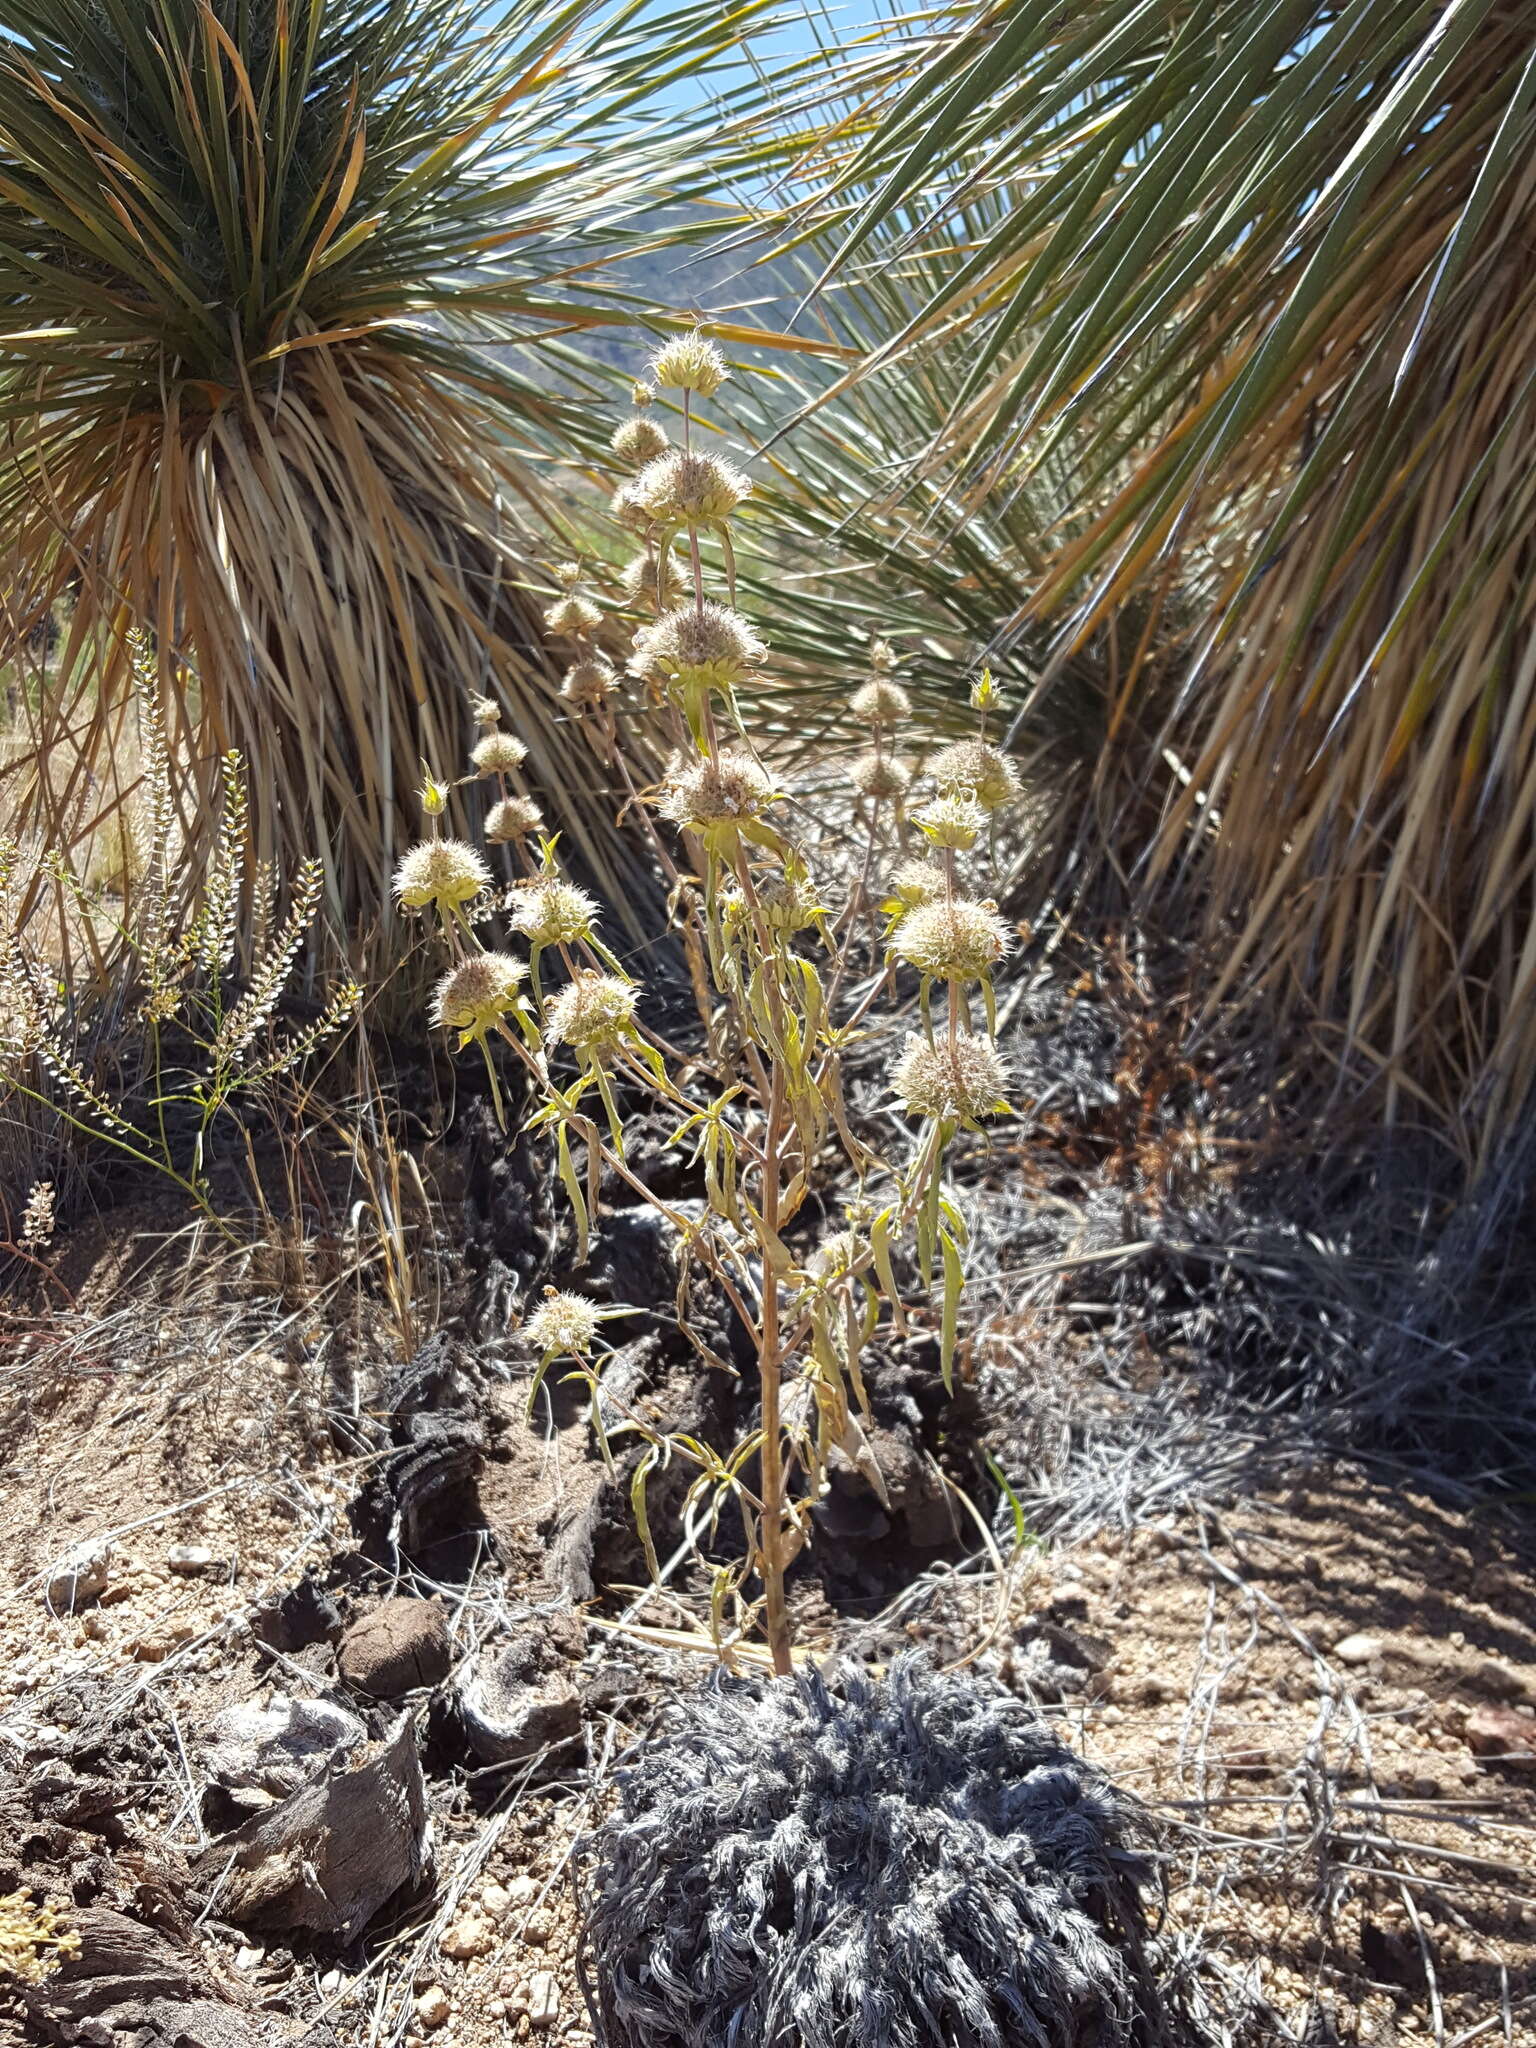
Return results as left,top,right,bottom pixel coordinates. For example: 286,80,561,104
404,334,1021,1678
0,643,359,1224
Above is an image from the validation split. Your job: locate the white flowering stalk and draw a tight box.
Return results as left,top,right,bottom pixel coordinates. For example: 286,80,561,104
402,328,1023,1680
0,670,359,1226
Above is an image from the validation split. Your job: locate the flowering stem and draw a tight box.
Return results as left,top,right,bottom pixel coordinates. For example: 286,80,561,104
756,1062,793,1679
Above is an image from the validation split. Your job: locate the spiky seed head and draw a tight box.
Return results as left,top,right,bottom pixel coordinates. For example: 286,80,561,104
632,380,654,408
523,1290,602,1357
545,970,640,1051
915,791,987,851
620,551,685,613
561,657,618,708
471,732,529,777
887,858,945,908
485,795,545,844
632,451,751,528
930,738,1021,812
393,839,491,913
660,750,775,833
721,867,823,934
890,897,1010,982
469,694,502,727
612,415,670,467
430,952,526,1035
850,677,912,725
651,328,728,397
852,752,911,801
544,593,603,637
893,1032,1011,1123
508,877,599,947
611,485,651,535
629,603,765,692
553,560,583,588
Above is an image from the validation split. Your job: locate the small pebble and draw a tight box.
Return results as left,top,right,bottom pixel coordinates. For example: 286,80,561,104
416,1987,451,2031
441,1916,494,1961
1332,1632,1381,1667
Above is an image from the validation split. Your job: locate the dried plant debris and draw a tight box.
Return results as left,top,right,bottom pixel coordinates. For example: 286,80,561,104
579,1657,1185,2048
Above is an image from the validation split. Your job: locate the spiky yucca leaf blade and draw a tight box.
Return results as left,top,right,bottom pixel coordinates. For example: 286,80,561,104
0,0,776,940
787,0,1536,1158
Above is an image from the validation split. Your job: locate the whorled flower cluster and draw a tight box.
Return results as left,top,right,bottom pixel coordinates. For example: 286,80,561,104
544,593,604,638
850,677,912,725
914,791,987,852
930,739,1021,813
471,732,528,777
611,415,669,467
430,953,526,1036
523,1290,603,1357
394,839,490,914
630,603,764,693
561,657,618,708
660,751,776,834
621,550,685,614
544,971,640,1052
892,1033,1010,1123
633,451,751,529
651,329,729,398
851,752,911,802
889,898,1009,982
508,877,599,948
485,795,545,844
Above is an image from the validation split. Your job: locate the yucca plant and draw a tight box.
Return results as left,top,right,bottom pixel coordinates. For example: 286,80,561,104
0,0,771,939
784,0,1536,1162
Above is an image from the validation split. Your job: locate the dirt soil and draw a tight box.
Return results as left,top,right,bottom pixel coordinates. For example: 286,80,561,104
1,1215,1533,2048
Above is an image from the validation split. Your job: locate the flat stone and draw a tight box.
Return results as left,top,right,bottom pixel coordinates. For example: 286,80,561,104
527,1971,559,2029
1465,1703,1536,1764
167,1545,222,1575
46,1541,112,1614
339,1598,452,1698
1333,1632,1382,1667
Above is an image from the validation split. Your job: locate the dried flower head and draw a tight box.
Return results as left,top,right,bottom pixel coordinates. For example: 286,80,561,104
629,603,765,693
893,1033,1011,1123
930,739,1021,812
431,953,527,1037
660,750,775,834
651,329,729,398
886,858,945,909
914,791,987,851
850,677,912,725
19,1179,54,1251
485,795,546,844
553,560,583,588
545,971,640,1051
633,451,751,528
523,1290,603,1357
890,897,1010,982
869,638,898,671
620,550,685,613
611,415,670,467
394,839,491,914
852,752,911,802
544,593,603,637
561,657,618,708
470,694,502,727
508,877,599,947
471,732,529,777
632,379,654,408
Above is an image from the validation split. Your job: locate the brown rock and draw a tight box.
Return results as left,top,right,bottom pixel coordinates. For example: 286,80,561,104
339,1598,451,1698
1465,1703,1536,1765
